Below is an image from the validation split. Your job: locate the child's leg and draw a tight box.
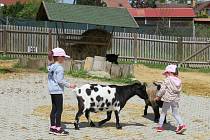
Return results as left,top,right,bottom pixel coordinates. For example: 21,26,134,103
171,101,183,125
50,95,56,127
54,94,63,128
159,102,170,127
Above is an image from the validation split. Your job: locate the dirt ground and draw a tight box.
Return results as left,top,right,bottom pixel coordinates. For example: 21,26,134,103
0,73,209,140
0,60,19,69
134,65,210,97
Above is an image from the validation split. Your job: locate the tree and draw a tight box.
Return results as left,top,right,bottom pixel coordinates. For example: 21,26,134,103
76,0,107,6
2,0,59,19
129,0,156,8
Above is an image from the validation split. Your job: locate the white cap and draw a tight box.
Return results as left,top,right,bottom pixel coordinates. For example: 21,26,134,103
52,48,70,58
163,64,177,74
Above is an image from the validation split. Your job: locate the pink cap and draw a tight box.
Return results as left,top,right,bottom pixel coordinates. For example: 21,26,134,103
52,48,70,58
163,64,177,75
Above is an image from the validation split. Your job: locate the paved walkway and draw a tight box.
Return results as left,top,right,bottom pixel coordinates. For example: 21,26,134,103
0,73,209,140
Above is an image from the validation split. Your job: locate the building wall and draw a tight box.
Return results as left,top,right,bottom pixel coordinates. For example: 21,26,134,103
135,17,193,27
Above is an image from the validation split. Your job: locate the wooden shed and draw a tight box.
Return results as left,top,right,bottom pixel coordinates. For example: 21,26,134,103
36,2,139,60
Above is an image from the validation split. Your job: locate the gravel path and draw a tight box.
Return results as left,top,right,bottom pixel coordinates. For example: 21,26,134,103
0,73,209,140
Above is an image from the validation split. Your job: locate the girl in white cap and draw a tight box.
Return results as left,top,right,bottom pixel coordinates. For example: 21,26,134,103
154,64,187,134
48,48,76,136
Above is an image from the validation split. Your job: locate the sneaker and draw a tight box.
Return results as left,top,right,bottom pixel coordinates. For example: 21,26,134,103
49,128,56,134
156,127,164,132
175,125,181,132
54,128,69,136
176,125,187,134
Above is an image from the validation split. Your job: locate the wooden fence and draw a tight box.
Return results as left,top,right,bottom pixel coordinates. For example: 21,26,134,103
0,25,210,67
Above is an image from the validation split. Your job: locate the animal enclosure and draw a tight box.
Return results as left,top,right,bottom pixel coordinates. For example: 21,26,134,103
0,25,210,67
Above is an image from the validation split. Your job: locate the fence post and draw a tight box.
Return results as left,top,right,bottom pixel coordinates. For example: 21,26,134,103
133,32,137,63
177,37,183,63
48,29,52,52
3,28,7,55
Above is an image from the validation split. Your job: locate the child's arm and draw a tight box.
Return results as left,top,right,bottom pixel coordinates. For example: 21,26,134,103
156,79,169,98
55,66,70,88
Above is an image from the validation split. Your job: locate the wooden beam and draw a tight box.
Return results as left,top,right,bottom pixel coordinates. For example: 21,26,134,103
48,29,52,52
3,28,7,55
55,22,61,47
133,32,138,63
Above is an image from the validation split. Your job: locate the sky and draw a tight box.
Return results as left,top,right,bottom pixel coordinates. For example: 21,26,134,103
63,0,74,3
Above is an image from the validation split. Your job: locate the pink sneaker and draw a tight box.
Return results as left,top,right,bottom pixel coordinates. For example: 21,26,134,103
175,125,181,132
156,127,164,132
176,125,187,134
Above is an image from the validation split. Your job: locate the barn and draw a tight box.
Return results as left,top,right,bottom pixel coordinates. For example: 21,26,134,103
36,2,139,60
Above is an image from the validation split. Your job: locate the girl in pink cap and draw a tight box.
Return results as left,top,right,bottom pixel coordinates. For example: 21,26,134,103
154,64,187,134
48,48,76,136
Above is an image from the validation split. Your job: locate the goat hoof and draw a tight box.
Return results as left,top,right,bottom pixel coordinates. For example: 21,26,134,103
75,127,80,130
74,123,80,130
90,121,96,127
116,125,122,129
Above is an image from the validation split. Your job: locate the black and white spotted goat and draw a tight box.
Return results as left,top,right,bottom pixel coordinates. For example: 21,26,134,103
73,83,148,130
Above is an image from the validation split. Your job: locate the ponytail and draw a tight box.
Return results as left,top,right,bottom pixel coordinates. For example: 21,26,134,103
48,51,53,61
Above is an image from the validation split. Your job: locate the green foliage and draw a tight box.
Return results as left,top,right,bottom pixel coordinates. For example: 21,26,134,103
159,0,166,3
2,2,24,18
76,0,107,6
2,0,58,19
67,70,135,84
197,11,209,18
16,3,39,19
129,0,156,8
195,24,210,38
0,68,7,74
39,67,48,73
0,55,14,60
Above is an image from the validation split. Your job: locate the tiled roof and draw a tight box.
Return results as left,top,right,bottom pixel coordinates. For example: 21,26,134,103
128,8,195,18
103,0,131,8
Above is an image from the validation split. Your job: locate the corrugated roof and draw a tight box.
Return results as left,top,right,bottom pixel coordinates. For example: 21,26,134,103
103,0,131,8
37,2,138,28
0,0,27,5
128,8,195,18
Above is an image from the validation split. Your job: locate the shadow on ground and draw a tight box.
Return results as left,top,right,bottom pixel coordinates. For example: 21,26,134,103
62,121,145,130
143,113,177,132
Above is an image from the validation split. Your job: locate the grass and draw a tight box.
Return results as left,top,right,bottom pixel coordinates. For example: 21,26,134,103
67,70,135,84
0,55,15,60
0,68,8,74
119,61,210,73
39,67,48,73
